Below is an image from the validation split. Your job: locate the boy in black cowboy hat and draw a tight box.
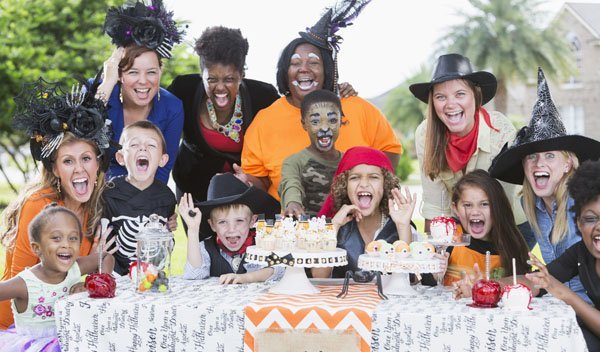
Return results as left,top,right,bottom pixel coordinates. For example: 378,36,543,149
178,173,283,284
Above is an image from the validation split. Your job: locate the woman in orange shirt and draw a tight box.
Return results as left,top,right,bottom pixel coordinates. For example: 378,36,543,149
0,77,112,329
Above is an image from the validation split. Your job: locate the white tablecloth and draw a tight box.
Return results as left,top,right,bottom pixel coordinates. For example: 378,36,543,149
371,287,588,352
55,278,588,352
55,276,268,352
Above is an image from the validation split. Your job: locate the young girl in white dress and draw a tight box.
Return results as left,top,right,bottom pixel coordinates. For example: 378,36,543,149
0,204,113,351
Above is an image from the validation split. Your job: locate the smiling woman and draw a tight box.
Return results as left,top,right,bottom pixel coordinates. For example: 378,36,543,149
0,77,112,329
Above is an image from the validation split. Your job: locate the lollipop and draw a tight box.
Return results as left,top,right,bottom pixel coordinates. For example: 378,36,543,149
470,251,501,308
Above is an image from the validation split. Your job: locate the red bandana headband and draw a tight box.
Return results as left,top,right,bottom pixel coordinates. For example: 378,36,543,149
318,146,394,218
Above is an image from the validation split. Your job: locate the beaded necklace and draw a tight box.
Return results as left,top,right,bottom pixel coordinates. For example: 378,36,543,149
206,93,243,143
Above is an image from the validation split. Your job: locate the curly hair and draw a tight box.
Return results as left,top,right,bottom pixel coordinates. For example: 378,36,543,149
276,37,335,95
194,26,249,75
451,169,530,275
1,133,105,249
331,167,399,216
568,160,600,219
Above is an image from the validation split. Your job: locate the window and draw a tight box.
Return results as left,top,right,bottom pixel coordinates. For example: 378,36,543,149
560,105,585,135
566,32,582,84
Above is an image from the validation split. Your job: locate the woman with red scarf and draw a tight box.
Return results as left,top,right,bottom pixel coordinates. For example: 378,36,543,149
410,54,525,232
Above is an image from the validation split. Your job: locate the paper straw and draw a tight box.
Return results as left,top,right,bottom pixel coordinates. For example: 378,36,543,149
512,257,517,286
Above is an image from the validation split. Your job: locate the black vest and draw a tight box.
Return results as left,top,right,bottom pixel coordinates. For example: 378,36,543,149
204,236,248,276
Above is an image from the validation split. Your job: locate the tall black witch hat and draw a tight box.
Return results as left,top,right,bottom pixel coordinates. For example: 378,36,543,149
299,0,372,95
489,67,600,184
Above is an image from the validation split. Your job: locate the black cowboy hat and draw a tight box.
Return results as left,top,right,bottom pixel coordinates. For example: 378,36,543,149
489,68,600,184
195,173,280,236
409,53,497,105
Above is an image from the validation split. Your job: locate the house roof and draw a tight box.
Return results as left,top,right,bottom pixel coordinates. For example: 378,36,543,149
564,2,600,38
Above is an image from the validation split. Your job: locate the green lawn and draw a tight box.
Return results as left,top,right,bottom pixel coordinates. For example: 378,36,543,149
0,217,188,276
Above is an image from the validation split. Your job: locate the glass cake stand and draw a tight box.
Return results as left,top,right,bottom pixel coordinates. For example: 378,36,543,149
425,234,471,292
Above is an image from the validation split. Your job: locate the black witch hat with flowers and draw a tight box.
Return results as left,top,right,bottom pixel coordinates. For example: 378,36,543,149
12,72,114,171
103,0,185,59
299,0,372,95
489,67,600,184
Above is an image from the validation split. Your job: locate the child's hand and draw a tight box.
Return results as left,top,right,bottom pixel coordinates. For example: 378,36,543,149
332,204,362,231
219,273,248,285
166,213,178,232
91,223,117,255
452,263,482,300
69,282,86,294
525,252,566,299
434,251,450,274
178,193,201,232
388,187,416,227
283,201,305,218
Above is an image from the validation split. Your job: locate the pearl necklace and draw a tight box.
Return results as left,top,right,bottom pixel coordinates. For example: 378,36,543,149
206,93,243,143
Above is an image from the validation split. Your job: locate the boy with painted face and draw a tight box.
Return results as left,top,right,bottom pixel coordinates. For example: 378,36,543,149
279,89,344,217
103,120,177,275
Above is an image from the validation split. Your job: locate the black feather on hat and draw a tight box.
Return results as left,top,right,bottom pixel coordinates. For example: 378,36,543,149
103,0,185,59
489,67,600,184
299,0,372,95
13,72,114,171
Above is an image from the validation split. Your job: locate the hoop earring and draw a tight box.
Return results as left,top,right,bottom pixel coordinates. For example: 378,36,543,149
56,178,61,194
119,89,123,103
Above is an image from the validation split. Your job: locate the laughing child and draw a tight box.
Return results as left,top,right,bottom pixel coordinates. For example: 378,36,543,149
279,89,344,217
179,173,283,284
103,120,176,275
0,204,114,350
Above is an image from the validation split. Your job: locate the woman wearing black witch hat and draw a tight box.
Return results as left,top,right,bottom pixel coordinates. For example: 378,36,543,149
410,53,526,233
490,68,600,306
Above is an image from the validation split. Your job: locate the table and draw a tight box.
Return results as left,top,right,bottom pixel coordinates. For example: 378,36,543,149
55,277,588,352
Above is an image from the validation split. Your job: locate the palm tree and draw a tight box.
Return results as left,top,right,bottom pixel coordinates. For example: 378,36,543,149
438,0,574,114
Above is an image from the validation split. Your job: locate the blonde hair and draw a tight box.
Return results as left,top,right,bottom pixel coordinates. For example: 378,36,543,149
522,151,579,244
209,203,253,220
1,133,105,250
421,79,483,179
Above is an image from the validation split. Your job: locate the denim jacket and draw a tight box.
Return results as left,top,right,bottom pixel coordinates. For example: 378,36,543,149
528,196,590,303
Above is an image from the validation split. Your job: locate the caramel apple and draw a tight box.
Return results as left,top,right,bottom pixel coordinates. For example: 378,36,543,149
85,273,116,298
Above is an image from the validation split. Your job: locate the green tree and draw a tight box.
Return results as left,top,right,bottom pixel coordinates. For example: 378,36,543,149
439,0,573,114
383,65,431,144
0,0,197,193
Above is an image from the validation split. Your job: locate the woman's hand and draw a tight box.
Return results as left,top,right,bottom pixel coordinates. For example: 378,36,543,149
388,187,416,227
103,47,124,84
338,82,358,98
332,204,362,232
91,223,117,255
178,193,202,234
283,201,305,218
525,252,567,300
96,47,124,104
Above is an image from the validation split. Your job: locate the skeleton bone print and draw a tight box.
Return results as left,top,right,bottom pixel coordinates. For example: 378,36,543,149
110,214,168,260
